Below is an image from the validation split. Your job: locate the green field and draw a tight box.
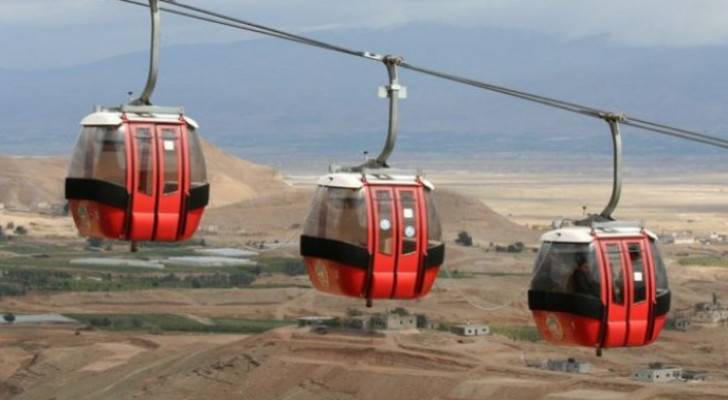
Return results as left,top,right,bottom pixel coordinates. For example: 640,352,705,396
437,269,475,279
0,238,308,296
678,256,728,268
65,313,293,334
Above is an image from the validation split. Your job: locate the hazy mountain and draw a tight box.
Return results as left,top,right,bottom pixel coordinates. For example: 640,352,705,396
1,24,727,168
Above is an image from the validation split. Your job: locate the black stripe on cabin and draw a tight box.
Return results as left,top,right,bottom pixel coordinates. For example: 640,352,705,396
64,178,129,209
299,235,370,270
424,243,445,269
655,290,671,316
528,290,605,320
187,184,210,210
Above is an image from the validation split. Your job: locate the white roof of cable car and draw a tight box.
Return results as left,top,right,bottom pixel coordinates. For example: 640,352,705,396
81,111,199,129
317,172,434,190
541,225,658,243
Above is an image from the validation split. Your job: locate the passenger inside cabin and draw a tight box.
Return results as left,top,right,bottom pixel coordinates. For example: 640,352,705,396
571,255,600,298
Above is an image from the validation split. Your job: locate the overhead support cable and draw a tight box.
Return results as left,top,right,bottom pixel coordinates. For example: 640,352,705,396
118,0,329,45
115,0,728,151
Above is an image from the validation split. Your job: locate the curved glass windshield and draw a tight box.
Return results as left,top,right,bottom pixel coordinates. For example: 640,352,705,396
531,242,601,298
651,241,669,295
424,189,443,248
303,187,368,247
187,127,207,187
68,126,126,187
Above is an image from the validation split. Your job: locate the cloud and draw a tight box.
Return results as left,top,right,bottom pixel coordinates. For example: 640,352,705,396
2,0,728,69
5,0,728,46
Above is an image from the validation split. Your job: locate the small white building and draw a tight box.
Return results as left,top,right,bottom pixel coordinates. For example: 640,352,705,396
545,358,591,374
451,324,490,336
370,313,417,331
633,363,683,383
692,294,728,326
673,236,695,245
669,317,691,331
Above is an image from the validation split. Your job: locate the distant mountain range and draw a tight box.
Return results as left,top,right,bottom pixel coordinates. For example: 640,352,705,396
1,24,727,169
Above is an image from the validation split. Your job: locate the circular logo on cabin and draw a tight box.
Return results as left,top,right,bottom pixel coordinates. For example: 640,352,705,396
546,313,564,341
314,260,330,288
404,225,416,238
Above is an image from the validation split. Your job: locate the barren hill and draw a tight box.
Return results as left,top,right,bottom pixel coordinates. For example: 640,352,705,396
0,140,290,211
0,156,67,211
200,141,290,208
0,143,536,244
203,187,538,244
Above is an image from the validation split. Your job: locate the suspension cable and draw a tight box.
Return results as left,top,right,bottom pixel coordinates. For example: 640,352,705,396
115,0,728,151
118,0,328,45
160,0,368,58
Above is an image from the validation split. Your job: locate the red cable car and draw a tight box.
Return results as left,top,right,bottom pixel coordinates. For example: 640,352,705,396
64,0,209,245
527,115,670,354
300,172,444,304
300,55,445,305
528,222,670,350
65,107,209,242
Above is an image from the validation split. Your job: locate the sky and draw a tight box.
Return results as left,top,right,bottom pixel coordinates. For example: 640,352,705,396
4,0,728,69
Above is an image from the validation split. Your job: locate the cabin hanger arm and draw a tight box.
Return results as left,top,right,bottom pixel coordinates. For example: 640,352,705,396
130,0,160,106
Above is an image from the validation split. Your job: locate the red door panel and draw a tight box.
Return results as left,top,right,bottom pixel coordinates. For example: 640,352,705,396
369,188,396,298
178,123,199,241
391,188,420,298
154,125,185,241
128,124,157,241
624,239,651,345
600,240,628,347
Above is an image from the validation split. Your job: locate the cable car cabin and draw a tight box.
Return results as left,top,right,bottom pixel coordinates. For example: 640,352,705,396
65,108,209,242
300,172,445,302
528,222,670,349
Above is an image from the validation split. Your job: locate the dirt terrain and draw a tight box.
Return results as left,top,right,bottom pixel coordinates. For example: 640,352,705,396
2,322,728,400
1,149,728,399
2,241,728,399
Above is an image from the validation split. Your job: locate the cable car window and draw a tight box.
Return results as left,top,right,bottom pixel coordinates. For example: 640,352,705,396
161,129,179,194
303,188,327,238
606,244,624,305
68,128,95,179
377,191,394,255
136,128,154,196
187,127,207,187
531,242,600,298
651,241,669,294
68,127,126,187
302,187,368,247
400,191,417,255
424,189,442,248
628,243,646,303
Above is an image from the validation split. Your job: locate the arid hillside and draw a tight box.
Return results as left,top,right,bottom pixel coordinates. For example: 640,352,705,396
0,144,537,244
0,156,67,210
0,141,290,211
203,187,538,245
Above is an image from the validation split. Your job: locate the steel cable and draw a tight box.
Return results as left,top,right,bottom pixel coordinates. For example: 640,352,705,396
116,0,728,151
